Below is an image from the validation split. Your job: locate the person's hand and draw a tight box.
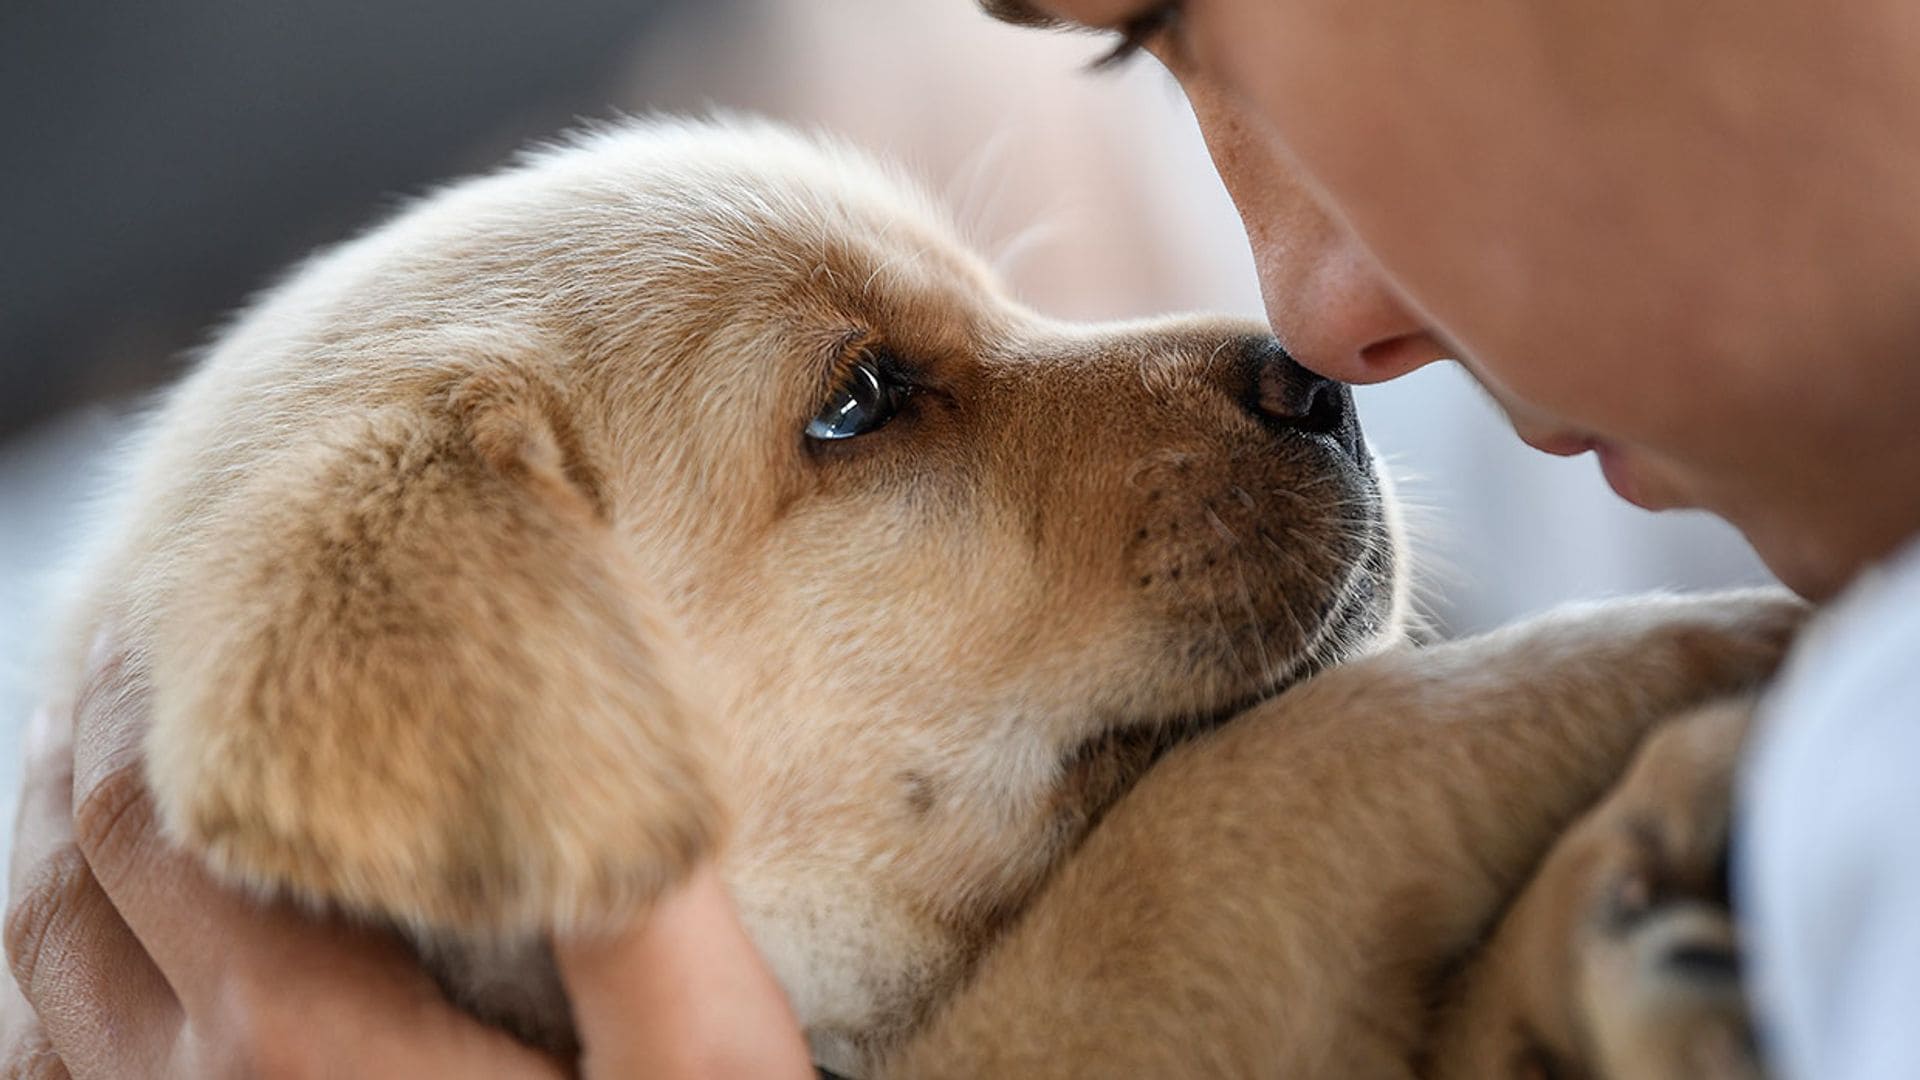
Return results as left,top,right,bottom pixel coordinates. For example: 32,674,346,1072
555,865,814,1079
4,640,812,1078
0,939,59,1080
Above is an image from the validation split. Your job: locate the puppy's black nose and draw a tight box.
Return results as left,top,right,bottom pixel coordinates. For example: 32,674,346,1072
1240,336,1353,440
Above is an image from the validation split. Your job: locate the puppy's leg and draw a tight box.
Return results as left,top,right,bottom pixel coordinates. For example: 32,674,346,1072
884,591,1800,1079
1430,698,1763,1080
143,370,719,938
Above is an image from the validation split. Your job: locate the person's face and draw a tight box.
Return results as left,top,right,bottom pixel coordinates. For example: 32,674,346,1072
1012,0,1920,598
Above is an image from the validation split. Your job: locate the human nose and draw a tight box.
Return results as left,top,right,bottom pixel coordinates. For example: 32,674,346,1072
1253,225,1452,387
1190,82,1450,387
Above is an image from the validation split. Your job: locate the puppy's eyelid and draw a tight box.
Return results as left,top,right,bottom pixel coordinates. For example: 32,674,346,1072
834,332,932,390
811,329,873,396
872,348,931,392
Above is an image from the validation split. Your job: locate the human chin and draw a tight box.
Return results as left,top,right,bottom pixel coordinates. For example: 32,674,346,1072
1722,499,1857,602
1741,528,1843,600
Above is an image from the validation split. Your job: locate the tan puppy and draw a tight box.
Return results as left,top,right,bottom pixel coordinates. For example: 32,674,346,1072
61,117,1792,1077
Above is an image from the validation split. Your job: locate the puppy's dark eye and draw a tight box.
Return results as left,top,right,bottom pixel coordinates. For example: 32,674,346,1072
808,355,905,441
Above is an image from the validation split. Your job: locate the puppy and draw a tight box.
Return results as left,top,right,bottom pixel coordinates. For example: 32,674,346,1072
62,117,1793,1077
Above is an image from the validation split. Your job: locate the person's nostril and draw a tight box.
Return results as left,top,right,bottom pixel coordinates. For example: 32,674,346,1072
1352,331,1450,384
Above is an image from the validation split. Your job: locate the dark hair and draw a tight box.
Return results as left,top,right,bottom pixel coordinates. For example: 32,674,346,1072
977,0,1062,28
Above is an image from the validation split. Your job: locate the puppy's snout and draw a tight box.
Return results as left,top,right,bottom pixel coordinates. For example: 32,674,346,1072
1239,337,1355,443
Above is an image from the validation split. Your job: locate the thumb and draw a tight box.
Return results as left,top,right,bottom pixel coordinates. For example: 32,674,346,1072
555,865,812,1080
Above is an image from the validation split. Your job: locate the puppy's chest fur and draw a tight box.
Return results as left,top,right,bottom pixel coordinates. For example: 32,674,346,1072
790,719,1206,1067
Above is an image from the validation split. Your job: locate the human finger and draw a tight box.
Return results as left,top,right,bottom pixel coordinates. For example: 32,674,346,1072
10,705,76,901
557,864,812,1080
0,970,68,1080
5,704,178,1077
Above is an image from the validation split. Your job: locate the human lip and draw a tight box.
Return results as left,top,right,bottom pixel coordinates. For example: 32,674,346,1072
1592,441,1673,510
1520,428,1673,510
1519,429,1595,457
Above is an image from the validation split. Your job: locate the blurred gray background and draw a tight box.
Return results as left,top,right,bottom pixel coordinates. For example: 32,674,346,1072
0,0,1771,867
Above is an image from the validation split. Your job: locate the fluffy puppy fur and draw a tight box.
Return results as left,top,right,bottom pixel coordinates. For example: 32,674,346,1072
62,117,1795,1078
886,606,1793,1080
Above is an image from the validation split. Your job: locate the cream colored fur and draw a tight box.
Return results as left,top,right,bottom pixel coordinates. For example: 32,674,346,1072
61,117,1795,1078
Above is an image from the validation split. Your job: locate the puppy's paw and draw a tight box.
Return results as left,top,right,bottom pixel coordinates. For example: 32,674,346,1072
1570,699,1765,1079
1648,587,1807,692
1528,588,1805,714
1425,698,1766,1080
146,376,721,935
1580,902,1762,1080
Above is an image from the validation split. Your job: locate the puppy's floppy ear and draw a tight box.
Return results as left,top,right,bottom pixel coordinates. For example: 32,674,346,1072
146,359,720,936
450,369,607,522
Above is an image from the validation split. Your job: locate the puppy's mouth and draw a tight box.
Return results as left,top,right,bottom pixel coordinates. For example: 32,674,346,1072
1180,514,1397,730
1059,529,1397,832
1171,563,1384,735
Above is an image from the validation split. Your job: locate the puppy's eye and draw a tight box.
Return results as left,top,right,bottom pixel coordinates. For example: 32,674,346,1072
807,355,905,441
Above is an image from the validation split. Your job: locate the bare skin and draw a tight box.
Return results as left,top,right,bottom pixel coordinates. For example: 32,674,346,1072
2,644,812,1079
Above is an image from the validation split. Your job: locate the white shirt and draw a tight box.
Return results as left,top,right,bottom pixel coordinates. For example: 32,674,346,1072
1741,535,1920,1079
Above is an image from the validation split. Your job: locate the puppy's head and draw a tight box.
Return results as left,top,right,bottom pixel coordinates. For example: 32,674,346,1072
271,118,1407,1065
